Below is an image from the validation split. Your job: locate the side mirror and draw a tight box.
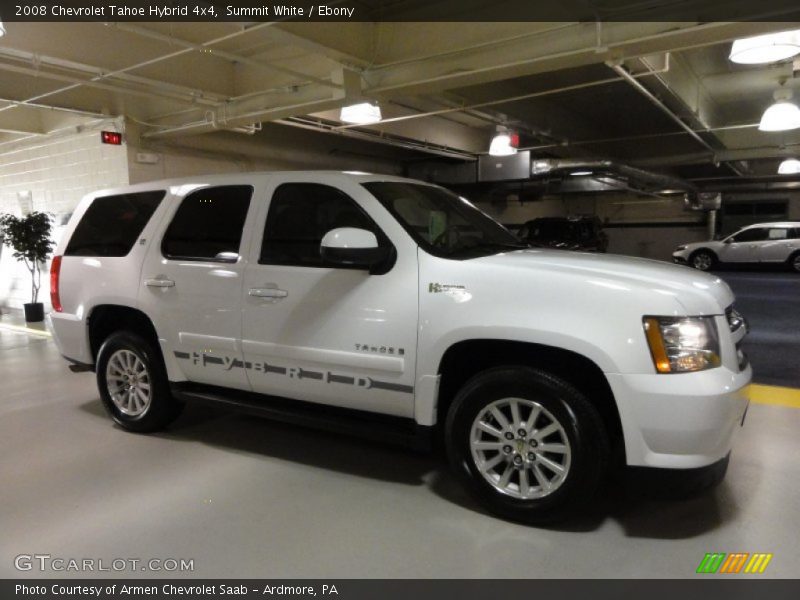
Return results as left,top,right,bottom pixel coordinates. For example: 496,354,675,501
723,238,732,244
320,227,388,270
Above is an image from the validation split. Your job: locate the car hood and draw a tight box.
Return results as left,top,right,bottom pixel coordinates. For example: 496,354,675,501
472,249,734,315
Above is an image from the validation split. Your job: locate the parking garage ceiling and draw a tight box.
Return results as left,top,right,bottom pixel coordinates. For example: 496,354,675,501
1,19,800,188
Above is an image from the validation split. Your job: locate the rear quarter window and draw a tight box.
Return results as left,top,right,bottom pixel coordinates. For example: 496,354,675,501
64,191,165,257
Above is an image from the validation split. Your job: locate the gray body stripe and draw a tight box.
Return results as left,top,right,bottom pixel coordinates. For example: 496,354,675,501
173,351,413,394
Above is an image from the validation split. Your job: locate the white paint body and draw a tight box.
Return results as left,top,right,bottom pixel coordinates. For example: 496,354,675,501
672,221,800,266
50,172,751,470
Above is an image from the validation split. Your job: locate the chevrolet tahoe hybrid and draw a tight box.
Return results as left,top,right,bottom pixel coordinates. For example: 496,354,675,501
49,172,751,523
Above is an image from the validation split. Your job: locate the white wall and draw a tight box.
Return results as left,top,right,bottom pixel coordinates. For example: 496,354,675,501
0,125,129,310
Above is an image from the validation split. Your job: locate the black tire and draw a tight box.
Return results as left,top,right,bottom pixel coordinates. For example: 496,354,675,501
788,251,800,273
689,249,716,271
96,331,183,433
445,367,609,524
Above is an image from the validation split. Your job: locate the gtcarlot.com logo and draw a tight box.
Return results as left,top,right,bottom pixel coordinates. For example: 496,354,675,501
696,552,773,574
14,554,194,573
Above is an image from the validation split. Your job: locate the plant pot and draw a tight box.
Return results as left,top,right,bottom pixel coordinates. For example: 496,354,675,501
23,302,45,323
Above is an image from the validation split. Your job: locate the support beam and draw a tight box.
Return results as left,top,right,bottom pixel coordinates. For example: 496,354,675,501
362,22,788,97
0,104,44,135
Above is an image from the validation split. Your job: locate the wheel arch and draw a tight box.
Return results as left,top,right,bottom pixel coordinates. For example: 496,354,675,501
689,247,718,262
88,304,162,366
436,339,624,462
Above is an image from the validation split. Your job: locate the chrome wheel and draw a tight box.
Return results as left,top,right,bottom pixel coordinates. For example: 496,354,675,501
692,252,713,271
469,397,571,500
105,349,151,417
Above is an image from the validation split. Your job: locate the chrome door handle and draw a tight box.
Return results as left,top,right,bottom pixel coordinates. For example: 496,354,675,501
249,287,288,298
145,278,175,288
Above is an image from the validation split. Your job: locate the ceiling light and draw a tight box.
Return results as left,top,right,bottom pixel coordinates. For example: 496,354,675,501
489,127,518,156
729,29,800,64
570,170,593,176
778,158,800,174
339,102,382,125
759,89,800,131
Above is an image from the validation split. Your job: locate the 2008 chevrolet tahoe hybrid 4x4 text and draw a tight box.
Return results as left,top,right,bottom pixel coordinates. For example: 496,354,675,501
49,172,751,523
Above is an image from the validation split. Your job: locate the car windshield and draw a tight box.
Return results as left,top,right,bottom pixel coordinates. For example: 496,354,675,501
363,181,527,258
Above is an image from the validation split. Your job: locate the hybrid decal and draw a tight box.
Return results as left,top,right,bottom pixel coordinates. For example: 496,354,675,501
174,351,413,394
428,282,466,293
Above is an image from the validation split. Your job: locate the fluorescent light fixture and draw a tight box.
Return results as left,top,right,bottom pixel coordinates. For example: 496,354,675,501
729,29,800,64
489,133,517,156
778,158,800,174
570,170,593,176
339,102,382,124
759,89,800,132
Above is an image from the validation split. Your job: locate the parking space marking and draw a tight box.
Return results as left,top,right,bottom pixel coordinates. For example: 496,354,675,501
0,323,52,337
748,384,800,409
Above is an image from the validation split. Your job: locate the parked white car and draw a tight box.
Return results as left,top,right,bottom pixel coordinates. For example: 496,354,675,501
673,221,800,272
49,172,751,523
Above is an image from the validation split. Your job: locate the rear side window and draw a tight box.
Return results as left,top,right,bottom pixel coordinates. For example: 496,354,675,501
64,191,165,257
162,185,252,262
768,228,789,240
260,183,378,267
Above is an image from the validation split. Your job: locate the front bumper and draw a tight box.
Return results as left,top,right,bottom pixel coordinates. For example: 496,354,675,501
607,364,751,469
672,250,689,265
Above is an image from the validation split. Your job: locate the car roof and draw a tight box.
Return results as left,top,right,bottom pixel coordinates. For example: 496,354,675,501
84,170,434,199
740,221,800,229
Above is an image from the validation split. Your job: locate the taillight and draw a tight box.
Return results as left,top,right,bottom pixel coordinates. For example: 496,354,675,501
50,255,63,313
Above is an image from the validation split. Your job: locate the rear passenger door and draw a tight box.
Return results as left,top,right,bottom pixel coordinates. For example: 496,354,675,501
757,227,798,263
240,176,418,419
138,183,257,390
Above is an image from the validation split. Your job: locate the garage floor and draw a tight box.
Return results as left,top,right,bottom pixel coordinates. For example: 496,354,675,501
1,272,799,579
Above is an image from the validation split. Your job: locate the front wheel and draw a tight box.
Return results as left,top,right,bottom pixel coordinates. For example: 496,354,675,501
690,250,716,271
96,331,183,433
445,367,609,523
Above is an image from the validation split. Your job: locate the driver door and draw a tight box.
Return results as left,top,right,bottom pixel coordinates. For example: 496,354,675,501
719,227,768,263
240,176,418,419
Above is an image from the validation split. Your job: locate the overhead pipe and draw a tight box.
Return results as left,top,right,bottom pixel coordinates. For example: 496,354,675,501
608,61,744,177
529,158,697,197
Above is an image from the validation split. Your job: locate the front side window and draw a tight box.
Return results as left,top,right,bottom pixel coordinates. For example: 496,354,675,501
363,181,526,259
65,191,165,257
162,185,252,262
260,183,381,267
730,228,768,243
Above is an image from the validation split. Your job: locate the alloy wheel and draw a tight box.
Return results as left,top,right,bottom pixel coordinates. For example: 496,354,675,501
105,349,151,417
469,397,572,500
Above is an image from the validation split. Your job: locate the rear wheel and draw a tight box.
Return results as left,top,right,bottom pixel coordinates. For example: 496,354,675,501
789,252,800,273
96,331,183,432
690,249,716,271
445,367,609,523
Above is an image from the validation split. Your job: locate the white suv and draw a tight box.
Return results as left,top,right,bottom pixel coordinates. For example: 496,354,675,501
49,172,751,523
673,221,800,272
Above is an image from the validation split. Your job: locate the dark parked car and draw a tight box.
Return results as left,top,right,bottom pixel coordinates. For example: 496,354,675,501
518,216,608,252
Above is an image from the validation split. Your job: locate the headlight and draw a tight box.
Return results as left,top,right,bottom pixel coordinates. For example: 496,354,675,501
674,245,687,251
643,316,721,373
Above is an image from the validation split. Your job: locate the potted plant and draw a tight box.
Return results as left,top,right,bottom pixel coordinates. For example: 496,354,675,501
0,212,55,322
